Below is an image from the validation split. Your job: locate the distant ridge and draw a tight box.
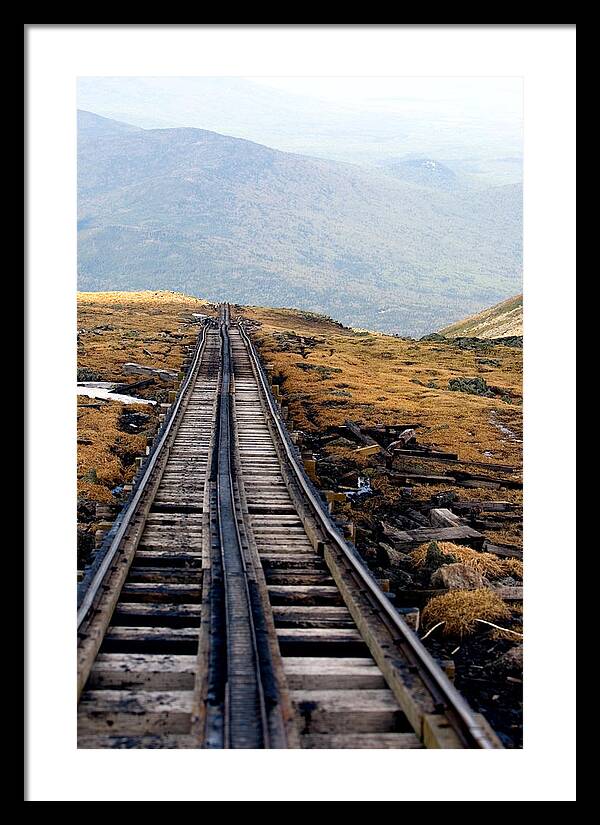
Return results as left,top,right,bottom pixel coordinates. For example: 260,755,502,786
440,294,523,339
77,111,522,336
77,109,143,136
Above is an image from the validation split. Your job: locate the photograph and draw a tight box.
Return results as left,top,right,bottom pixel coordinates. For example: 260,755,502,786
75,73,524,751
25,24,576,802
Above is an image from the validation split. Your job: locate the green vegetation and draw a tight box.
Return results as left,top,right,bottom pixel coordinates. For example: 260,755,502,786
77,111,522,337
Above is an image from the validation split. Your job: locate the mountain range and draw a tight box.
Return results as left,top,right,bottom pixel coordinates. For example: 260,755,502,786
77,110,522,336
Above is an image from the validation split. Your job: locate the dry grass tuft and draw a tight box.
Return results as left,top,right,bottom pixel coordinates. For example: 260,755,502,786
411,541,505,578
421,588,511,637
501,558,524,579
77,400,149,501
490,622,523,641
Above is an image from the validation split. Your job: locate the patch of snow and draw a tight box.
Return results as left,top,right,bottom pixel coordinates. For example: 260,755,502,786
77,381,118,390
490,412,521,443
77,386,156,406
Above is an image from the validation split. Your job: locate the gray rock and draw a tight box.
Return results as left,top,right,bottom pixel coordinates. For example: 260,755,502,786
492,645,523,674
431,562,486,590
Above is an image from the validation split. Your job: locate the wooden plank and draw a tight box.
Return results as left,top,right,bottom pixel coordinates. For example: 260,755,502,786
291,689,405,734
485,543,523,560
394,452,516,471
78,734,196,749
78,689,194,735
276,628,363,644
391,473,457,485
87,653,197,690
134,550,203,562
457,479,501,490
265,571,333,586
267,585,343,605
354,444,381,457
114,603,201,620
260,554,325,569
283,658,386,690
453,501,518,513
126,568,203,583
392,448,459,459
273,606,353,628
429,508,463,528
104,626,200,644
120,583,202,603
423,714,463,749
384,525,485,550
345,420,391,458
301,733,423,749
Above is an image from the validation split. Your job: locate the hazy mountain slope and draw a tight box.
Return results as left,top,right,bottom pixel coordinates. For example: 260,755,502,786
440,294,523,338
78,109,143,137
77,77,523,180
77,113,522,336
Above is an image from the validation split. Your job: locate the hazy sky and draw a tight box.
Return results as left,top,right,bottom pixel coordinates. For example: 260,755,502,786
248,76,522,118
78,75,523,181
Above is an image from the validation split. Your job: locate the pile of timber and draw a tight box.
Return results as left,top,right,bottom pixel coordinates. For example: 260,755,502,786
392,452,517,472
344,420,392,459
382,519,485,551
388,470,522,491
452,500,519,514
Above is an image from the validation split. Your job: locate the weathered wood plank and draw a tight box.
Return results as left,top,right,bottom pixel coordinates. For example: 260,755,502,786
284,657,386,690
429,508,463,528
291,689,405,734
277,627,363,644
104,626,200,644
383,525,485,550
78,734,196,749
88,653,197,690
484,543,523,560
267,585,344,605
78,690,193,735
301,733,423,749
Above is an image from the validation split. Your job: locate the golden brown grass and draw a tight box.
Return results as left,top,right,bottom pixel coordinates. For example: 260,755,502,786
78,399,149,502
238,305,522,469
77,291,216,502
411,541,506,578
238,303,522,549
501,558,524,579
421,589,512,637
78,290,213,381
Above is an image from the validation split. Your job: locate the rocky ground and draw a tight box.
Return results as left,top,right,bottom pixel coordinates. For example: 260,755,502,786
76,291,213,572
240,303,523,748
76,293,524,747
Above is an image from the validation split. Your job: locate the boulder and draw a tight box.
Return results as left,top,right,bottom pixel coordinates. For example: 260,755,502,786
492,645,523,675
431,562,486,590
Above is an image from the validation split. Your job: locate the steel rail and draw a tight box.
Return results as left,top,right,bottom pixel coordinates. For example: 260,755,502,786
238,319,496,749
77,322,211,630
215,310,271,748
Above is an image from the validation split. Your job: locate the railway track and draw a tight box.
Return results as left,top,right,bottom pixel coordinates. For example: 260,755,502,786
77,305,502,749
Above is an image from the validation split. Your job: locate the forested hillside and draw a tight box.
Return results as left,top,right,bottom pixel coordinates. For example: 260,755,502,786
77,111,522,336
